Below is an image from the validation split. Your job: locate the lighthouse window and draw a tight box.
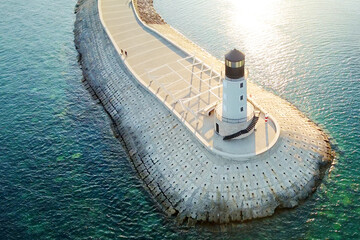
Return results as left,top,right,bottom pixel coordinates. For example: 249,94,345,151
225,60,231,67
240,83,243,88
240,95,243,100
240,107,244,112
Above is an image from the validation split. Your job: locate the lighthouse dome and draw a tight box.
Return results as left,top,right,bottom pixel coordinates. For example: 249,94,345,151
225,49,245,79
225,49,245,62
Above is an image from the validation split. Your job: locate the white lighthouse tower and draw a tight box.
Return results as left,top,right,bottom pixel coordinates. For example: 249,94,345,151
214,49,257,140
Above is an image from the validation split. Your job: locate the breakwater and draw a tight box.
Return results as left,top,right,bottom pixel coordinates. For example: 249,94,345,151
74,0,334,224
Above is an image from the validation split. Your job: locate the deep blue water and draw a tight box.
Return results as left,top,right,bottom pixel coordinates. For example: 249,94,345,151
0,0,359,239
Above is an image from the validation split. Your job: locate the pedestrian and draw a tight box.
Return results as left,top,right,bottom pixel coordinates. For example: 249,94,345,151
125,51,128,57
121,49,123,55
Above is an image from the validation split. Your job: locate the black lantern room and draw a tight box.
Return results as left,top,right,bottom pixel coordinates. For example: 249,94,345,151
225,49,245,80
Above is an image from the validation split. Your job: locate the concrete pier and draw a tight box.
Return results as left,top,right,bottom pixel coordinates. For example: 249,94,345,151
74,0,334,224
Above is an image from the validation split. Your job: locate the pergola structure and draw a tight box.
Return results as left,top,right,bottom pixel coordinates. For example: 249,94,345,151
147,55,224,122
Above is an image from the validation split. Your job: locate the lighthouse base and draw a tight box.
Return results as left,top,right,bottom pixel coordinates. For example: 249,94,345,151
214,102,256,140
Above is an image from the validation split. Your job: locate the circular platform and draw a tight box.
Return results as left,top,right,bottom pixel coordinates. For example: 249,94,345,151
212,110,279,159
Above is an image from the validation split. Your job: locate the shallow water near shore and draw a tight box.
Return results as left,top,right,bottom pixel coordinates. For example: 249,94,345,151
0,0,359,239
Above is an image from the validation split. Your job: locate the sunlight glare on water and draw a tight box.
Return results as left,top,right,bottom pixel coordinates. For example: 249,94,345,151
221,0,293,91
225,0,281,38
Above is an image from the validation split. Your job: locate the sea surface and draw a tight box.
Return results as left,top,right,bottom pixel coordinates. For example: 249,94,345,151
0,0,359,239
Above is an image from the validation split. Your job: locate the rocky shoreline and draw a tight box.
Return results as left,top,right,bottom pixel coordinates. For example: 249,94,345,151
74,0,334,224
134,0,166,24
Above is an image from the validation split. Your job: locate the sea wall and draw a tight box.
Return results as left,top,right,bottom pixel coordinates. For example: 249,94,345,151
74,0,333,224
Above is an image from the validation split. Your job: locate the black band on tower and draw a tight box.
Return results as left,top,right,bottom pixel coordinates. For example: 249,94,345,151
225,65,244,79
225,49,245,80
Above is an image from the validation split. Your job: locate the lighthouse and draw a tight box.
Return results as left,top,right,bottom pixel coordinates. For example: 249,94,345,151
214,49,258,140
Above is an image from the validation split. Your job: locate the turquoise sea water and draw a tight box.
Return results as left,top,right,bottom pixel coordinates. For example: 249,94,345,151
0,0,359,239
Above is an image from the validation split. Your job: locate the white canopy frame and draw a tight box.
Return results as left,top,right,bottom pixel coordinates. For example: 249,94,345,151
147,55,223,121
